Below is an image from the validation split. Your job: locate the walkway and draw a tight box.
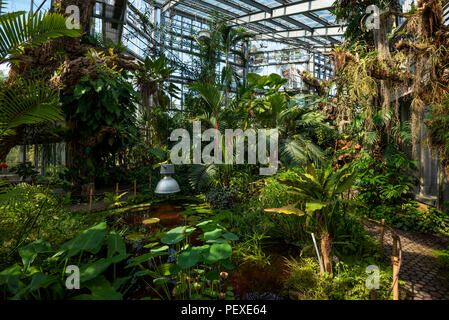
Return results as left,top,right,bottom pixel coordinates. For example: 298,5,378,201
364,221,449,300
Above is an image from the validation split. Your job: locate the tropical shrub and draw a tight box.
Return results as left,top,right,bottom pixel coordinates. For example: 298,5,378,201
266,162,357,274
364,202,449,235
356,153,418,205
0,222,140,300
257,176,296,209
206,187,238,210
283,258,395,300
10,162,39,182
0,183,108,266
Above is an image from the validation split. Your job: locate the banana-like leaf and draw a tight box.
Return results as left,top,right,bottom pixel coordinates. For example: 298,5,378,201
306,201,328,212
264,204,305,217
333,171,357,195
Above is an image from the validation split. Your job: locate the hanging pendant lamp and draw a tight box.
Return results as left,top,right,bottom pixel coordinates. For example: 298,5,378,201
198,30,210,41
155,164,180,194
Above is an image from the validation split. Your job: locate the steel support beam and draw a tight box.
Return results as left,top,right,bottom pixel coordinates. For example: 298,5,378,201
239,0,272,13
281,16,313,32
256,25,345,40
162,0,182,13
229,0,335,26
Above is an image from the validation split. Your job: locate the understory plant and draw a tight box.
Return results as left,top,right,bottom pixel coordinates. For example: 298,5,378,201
0,222,138,300
356,152,418,206
266,161,357,274
364,201,449,236
283,257,395,300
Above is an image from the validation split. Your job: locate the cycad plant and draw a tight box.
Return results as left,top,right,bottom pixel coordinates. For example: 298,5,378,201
266,161,357,274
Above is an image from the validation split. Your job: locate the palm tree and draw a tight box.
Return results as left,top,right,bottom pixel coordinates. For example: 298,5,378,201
241,73,326,167
266,162,357,274
134,55,179,145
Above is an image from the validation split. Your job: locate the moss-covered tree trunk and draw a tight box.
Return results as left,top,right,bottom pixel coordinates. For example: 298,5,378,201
371,12,395,162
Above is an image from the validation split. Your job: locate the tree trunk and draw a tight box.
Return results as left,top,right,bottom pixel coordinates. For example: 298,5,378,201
320,232,333,274
316,210,333,274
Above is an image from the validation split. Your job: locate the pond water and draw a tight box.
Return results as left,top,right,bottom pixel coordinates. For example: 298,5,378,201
121,201,289,300
124,202,185,228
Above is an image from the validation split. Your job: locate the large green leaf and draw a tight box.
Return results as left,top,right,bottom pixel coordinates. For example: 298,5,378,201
264,204,305,217
79,258,112,283
203,228,223,241
107,232,126,258
125,251,168,269
161,226,195,245
306,201,328,212
18,239,51,271
0,264,21,294
177,247,201,269
73,276,122,300
0,80,63,136
334,171,357,195
57,222,107,258
28,273,58,291
203,243,232,264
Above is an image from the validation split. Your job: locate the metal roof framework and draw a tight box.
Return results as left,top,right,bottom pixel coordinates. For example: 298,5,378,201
160,0,345,49
119,0,341,94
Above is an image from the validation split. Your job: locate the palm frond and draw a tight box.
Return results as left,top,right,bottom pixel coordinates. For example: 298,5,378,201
281,136,324,167
189,164,218,191
0,80,63,135
281,138,308,166
0,11,81,62
189,81,224,116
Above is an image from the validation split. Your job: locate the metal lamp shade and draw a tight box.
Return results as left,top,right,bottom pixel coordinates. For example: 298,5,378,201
155,176,180,194
155,164,180,194
199,30,210,41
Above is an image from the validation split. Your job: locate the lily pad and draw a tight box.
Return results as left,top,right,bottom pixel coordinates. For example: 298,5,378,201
203,228,223,241
204,243,232,263
142,218,161,225
125,233,145,241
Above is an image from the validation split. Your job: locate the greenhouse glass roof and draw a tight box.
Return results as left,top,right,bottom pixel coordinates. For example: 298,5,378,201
2,0,345,93
156,0,345,49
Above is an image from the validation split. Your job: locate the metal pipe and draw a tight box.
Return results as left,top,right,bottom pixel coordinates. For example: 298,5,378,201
311,233,324,274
